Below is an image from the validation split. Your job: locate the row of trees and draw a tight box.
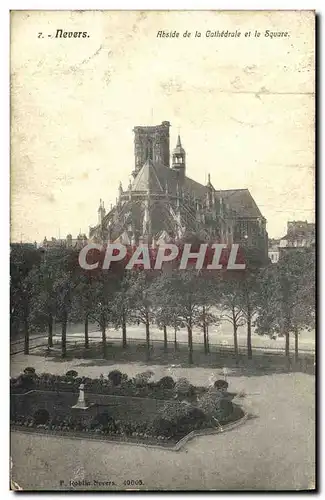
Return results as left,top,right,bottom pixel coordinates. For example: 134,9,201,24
10,243,315,365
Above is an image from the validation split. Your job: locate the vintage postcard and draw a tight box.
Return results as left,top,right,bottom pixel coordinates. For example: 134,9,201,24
10,10,315,491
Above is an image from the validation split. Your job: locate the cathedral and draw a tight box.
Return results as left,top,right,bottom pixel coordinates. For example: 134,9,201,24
89,121,268,259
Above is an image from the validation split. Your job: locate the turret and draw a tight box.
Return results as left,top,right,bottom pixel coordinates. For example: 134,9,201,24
118,181,123,198
206,173,214,209
172,135,186,178
97,199,106,225
128,179,133,200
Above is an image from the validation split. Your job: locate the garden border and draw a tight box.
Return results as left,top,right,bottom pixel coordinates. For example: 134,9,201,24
11,410,249,452
173,410,249,451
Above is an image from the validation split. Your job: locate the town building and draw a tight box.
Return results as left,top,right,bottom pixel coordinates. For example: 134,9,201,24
268,239,280,264
41,234,88,250
278,220,315,259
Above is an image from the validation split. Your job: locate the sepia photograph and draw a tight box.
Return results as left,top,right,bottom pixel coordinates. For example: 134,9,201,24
10,9,315,491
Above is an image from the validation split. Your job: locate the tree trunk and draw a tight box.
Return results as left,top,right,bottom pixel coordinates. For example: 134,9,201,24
146,319,150,361
232,308,238,363
23,314,29,355
48,314,53,348
284,329,290,370
101,318,107,359
122,310,127,349
206,324,210,353
84,314,89,349
174,327,177,351
233,325,238,363
163,325,167,352
247,306,252,360
285,330,290,357
144,308,150,361
202,306,208,355
61,311,67,358
294,327,299,363
203,326,207,355
187,323,193,365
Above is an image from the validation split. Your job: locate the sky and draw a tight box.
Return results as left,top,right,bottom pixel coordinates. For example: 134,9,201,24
10,10,315,242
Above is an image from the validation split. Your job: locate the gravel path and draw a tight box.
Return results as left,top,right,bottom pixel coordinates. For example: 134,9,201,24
10,355,315,491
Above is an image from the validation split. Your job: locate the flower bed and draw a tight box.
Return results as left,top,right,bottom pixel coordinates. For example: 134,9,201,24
10,369,206,401
10,403,246,450
10,368,247,448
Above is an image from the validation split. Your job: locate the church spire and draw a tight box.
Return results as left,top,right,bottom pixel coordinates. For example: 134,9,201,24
172,133,186,178
98,199,106,225
206,173,213,189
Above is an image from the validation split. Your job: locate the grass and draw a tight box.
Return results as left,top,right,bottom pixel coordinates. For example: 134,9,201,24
29,339,315,377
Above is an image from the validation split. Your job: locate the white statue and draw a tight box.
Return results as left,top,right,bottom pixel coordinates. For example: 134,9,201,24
72,383,88,409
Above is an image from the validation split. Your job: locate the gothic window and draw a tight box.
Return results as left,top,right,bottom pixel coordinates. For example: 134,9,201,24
239,221,248,240
146,138,153,160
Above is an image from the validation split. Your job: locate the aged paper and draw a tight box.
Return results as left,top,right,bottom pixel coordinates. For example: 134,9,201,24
10,10,315,491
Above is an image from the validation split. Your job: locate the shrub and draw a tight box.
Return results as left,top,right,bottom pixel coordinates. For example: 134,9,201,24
17,373,36,391
66,370,78,378
227,403,245,423
24,367,36,375
215,397,234,422
197,389,221,416
175,407,208,434
133,370,154,387
108,370,123,386
33,408,50,425
197,388,234,423
154,401,208,438
159,400,192,421
158,376,175,389
152,417,174,437
175,377,191,396
91,412,115,431
214,380,229,392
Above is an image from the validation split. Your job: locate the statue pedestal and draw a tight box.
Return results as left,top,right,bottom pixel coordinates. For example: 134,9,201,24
72,383,90,410
72,402,90,410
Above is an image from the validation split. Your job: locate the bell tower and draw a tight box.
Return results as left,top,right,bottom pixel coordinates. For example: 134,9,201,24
132,121,170,177
172,134,186,178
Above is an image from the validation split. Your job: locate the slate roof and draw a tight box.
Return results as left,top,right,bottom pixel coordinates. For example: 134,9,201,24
131,162,263,219
131,159,164,192
219,189,263,219
131,160,207,199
